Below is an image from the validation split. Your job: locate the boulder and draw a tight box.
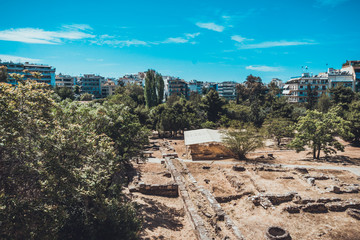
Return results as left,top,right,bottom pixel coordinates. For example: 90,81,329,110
232,165,246,171
302,203,328,213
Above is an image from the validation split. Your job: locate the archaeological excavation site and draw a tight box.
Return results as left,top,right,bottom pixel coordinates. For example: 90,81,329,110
128,134,360,240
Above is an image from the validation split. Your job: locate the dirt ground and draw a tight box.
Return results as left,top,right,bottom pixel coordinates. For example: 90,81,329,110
132,136,360,240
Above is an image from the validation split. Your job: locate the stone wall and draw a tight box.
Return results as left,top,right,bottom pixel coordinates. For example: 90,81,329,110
138,182,179,197
188,143,233,160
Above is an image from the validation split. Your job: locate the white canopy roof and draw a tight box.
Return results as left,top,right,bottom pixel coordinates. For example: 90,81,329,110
184,129,224,146
282,90,291,95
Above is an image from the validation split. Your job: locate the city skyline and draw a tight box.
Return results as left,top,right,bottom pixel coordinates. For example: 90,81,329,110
0,0,359,83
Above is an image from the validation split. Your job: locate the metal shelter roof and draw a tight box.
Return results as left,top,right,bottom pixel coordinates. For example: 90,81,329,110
184,129,224,146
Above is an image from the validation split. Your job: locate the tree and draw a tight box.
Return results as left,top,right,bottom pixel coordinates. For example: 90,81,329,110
156,74,164,105
80,93,93,101
0,82,142,239
264,118,294,146
144,69,164,108
54,86,75,100
329,85,354,105
0,66,7,82
223,126,264,160
306,84,318,110
290,109,352,159
316,93,332,113
202,88,224,122
345,100,360,144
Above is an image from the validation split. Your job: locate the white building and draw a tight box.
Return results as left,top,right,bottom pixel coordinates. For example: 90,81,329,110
188,80,203,94
55,74,76,88
217,81,237,101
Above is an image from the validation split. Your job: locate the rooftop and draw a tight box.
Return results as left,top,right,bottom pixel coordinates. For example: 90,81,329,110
184,128,224,146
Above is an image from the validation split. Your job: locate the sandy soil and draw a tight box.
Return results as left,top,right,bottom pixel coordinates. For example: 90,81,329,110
137,136,360,239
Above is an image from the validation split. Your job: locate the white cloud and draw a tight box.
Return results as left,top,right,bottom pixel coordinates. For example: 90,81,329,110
231,35,250,43
238,40,316,49
0,54,40,63
0,27,95,44
63,24,93,30
246,65,282,72
101,39,148,47
185,32,200,38
196,22,225,32
316,0,349,6
85,58,104,62
162,37,188,44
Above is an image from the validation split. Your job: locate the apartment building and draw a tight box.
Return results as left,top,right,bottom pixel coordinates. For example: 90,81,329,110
188,80,204,94
283,67,354,103
164,76,188,98
217,81,237,101
118,74,144,86
78,74,104,98
55,74,77,88
342,60,360,92
0,61,56,86
269,78,284,89
101,79,117,98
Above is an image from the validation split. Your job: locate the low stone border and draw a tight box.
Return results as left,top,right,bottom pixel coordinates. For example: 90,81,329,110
138,182,179,197
178,160,246,240
165,158,211,240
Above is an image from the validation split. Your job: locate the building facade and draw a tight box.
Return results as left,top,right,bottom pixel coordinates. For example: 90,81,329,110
0,61,56,86
188,80,204,94
282,67,354,103
78,74,104,98
101,79,117,98
118,74,144,86
164,76,188,98
217,81,237,101
55,74,76,88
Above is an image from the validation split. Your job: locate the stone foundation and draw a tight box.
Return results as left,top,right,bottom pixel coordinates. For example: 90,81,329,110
138,182,179,197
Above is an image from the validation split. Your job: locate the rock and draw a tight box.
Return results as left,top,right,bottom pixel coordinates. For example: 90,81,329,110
347,208,360,220
302,203,328,213
327,185,341,194
202,166,211,170
307,177,316,186
317,197,341,203
343,186,359,193
326,202,347,212
268,153,274,158
232,165,246,171
265,226,291,240
277,176,295,179
163,172,172,178
265,192,297,205
294,198,315,204
283,205,302,214
203,212,212,218
295,167,308,174
204,179,210,184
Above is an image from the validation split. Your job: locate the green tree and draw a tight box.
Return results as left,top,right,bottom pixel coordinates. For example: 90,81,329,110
0,66,7,82
0,82,141,239
223,126,264,160
80,93,93,101
290,109,352,159
264,118,294,146
202,88,224,122
144,69,164,108
344,100,360,144
156,73,164,105
329,85,355,105
306,84,318,110
54,86,75,100
316,93,332,113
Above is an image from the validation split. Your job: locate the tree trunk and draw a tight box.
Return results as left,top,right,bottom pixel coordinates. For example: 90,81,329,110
317,147,321,160
313,146,317,159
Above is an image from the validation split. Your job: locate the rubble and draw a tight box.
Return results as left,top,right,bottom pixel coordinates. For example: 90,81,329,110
302,203,328,213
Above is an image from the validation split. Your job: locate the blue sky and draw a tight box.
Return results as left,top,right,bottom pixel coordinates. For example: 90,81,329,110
0,0,359,83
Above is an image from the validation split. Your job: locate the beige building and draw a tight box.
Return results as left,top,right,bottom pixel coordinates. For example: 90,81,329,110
184,129,233,160
101,79,117,98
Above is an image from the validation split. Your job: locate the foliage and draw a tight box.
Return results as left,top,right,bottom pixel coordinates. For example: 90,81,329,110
0,66,7,82
306,84,318,110
289,109,353,159
329,85,355,105
54,86,75,100
0,82,142,239
80,93,93,101
144,69,164,108
264,118,294,146
344,100,360,143
316,93,332,113
223,126,264,160
202,88,225,122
